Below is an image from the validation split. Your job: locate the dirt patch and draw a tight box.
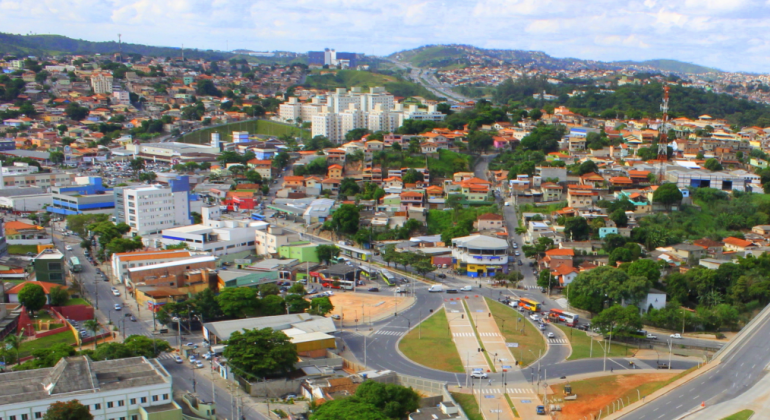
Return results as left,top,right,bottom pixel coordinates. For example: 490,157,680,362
328,292,414,326
555,373,678,420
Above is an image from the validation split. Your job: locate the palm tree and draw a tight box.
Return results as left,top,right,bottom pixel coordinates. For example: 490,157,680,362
4,331,26,366
84,319,100,348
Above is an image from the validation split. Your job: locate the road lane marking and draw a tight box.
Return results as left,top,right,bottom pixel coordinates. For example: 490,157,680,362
676,404,682,409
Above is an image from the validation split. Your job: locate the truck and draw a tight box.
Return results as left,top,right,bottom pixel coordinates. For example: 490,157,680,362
210,345,226,355
428,285,443,293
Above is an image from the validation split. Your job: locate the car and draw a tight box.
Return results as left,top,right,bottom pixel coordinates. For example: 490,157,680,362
505,202,511,206
670,333,683,339
460,285,473,291
130,316,137,322
174,356,184,364
102,277,109,282
114,304,122,310
368,287,379,292
188,356,197,363
186,342,198,348
646,333,657,339
530,314,540,321
437,273,447,279
203,352,212,360
512,244,518,249
112,290,120,296
195,361,205,369
446,289,458,294
395,287,403,293
514,251,520,256
331,314,341,320
470,371,488,379
539,324,546,331
536,405,546,415
517,260,523,266
547,332,555,338
65,245,72,251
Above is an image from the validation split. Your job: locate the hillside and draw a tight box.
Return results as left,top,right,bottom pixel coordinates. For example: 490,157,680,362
0,32,232,60
390,44,722,74
302,69,441,100
611,59,719,74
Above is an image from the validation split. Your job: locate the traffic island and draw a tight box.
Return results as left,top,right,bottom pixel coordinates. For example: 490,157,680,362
721,410,754,420
553,324,636,360
398,308,465,373
486,298,546,367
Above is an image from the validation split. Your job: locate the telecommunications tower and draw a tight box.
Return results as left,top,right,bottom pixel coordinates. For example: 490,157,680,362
657,85,671,161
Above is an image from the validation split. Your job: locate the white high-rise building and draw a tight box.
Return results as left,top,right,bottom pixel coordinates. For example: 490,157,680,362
123,182,192,235
90,72,114,94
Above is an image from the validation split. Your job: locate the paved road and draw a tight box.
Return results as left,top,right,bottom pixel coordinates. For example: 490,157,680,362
387,59,470,103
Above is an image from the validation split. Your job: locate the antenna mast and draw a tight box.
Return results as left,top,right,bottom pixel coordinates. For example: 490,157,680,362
657,85,670,161
118,33,122,62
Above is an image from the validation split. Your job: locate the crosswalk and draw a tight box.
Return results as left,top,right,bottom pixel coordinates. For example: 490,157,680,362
374,330,405,336
156,353,176,360
521,285,540,290
453,332,500,338
472,388,531,395
548,338,569,345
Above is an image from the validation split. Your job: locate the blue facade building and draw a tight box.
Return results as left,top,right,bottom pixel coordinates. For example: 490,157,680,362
47,177,115,216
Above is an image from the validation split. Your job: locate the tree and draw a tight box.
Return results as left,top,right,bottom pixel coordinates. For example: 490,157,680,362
285,294,310,313
316,245,340,265
49,151,65,165
17,343,77,370
652,183,683,210
49,286,69,307
310,400,387,420
609,209,629,228
309,296,334,316
576,160,599,175
93,335,171,360
84,319,101,347
261,295,286,316
4,333,25,366
274,151,291,168
354,380,420,419
564,217,590,241
245,170,262,184
704,158,723,171
216,287,259,319
626,259,661,283
129,157,146,176
194,288,223,321
326,204,360,237
402,169,425,184
569,266,651,313
64,103,89,120
413,258,436,279
590,304,642,337
18,283,46,315
259,283,281,297
196,79,221,96
139,172,157,183
381,244,398,267
288,283,306,295
339,178,360,197
223,328,297,377
537,270,554,289
43,400,93,420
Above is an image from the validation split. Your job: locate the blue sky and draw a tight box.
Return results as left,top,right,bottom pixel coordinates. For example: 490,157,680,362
2,0,770,72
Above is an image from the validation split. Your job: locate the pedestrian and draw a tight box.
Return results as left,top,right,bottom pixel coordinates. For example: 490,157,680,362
488,379,492,386
611,367,613,373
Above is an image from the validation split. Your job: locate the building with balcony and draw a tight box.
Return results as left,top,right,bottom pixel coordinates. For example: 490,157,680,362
451,234,509,278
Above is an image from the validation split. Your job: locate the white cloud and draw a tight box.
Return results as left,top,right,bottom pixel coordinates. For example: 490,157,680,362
0,0,770,71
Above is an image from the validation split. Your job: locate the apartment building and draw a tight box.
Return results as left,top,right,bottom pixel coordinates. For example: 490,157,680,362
90,72,114,94
255,225,300,256
0,356,181,420
1,172,75,189
123,177,192,235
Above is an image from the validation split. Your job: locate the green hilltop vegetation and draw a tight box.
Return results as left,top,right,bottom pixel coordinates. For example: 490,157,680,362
391,45,470,69
303,69,441,100
612,59,720,74
0,32,232,61
179,120,310,144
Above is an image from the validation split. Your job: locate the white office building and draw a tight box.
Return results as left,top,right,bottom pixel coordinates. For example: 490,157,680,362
0,356,181,420
123,182,192,236
90,72,114,94
160,218,265,257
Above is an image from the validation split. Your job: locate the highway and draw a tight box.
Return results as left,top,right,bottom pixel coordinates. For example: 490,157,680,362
388,59,471,103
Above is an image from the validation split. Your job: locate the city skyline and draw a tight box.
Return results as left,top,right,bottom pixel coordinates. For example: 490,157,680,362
3,0,770,73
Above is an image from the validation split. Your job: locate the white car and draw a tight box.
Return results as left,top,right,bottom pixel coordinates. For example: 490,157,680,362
514,251,520,256
530,314,540,321
547,332,555,338
670,333,683,339
65,245,72,251
112,290,120,296
195,361,205,369
470,370,488,379
203,352,212,360
174,356,183,364
647,333,658,340
460,285,473,292
114,304,122,311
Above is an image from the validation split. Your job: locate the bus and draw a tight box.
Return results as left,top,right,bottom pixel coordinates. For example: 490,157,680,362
251,213,266,221
322,279,355,290
359,265,379,280
548,308,580,326
68,256,83,273
380,269,396,287
337,244,373,262
518,298,541,312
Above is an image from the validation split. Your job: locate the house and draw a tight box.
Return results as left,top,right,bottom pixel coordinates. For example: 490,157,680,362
752,225,770,235
672,244,707,264
474,213,504,231
6,281,67,304
551,264,579,287
541,183,563,202
400,191,424,211
327,164,343,179
567,187,598,208
693,238,724,255
542,248,574,271
638,289,667,313
723,237,757,253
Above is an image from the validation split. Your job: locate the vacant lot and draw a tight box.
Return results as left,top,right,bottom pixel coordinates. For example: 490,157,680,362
486,298,546,367
557,373,678,420
18,330,76,358
399,309,464,373
328,292,413,326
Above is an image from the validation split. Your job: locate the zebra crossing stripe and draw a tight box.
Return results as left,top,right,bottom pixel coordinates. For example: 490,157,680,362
375,330,404,336
506,388,529,394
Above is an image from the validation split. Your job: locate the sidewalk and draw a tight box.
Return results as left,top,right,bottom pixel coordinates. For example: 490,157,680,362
447,301,490,374
465,296,518,370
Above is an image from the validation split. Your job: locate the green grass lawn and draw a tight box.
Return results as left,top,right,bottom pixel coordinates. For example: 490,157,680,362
721,409,754,420
398,308,464,373
450,393,483,420
553,324,637,360
18,330,76,358
64,298,90,306
7,244,38,255
486,298,546,367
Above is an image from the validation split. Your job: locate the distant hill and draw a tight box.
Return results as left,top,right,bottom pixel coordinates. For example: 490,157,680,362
0,32,232,61
303,69,441,100
390,44,722,75
611,59,720,74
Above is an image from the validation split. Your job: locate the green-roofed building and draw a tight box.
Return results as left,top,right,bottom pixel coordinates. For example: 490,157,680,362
221,270,280,288
278,241,320,263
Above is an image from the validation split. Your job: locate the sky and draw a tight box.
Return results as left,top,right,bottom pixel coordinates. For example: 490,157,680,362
2,0,770,73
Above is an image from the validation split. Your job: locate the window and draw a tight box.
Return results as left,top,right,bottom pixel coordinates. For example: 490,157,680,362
119,417,125,420
107,402,114,408
118,400,125,407
152,395,159,402
48,262,62,270
129,398,136,405
131,416,138,420
10,416,16,420
94,404,101,410
162,393,169,400
21,415,27,420
35,413,42,419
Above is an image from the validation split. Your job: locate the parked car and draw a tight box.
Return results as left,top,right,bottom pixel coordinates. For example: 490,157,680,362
174,356,184,364
112,290,120,296
331,314,341,320
437,274,447,279
670,333,683,339
130,316,137,322
446,289,458,294
114,304,122,311
460,285,473,291
65,245,72,251
530,314,540,321
203,352,212,360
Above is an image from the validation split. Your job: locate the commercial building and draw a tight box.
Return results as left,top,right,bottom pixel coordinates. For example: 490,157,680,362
124,142,220,163
665,168,761,192
232,131,250,143
0,355,181,420
255,225,300,256
32,249,66,285
308,48,359,68
159,219,263,257
278,241,320,262
47,177,114,216
127,255,216,292
122,177,193,235
0,187,51,212
1,172,75,189
203,313,337,352
111,250,195,286
451,234,509,277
